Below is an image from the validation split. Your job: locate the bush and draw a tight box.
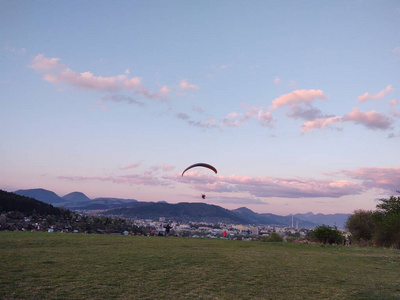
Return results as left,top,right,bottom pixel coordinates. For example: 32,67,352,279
312,225,343,245
261,233,283,242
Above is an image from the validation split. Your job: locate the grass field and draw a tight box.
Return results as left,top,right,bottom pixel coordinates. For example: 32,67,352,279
1,232,400,299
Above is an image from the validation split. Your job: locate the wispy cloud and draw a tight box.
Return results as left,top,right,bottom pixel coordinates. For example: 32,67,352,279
101,95,145,106
222,104,273,128
29,54,169,100
301,116,343,133
193,106,204,113
59,172,170,186
121,162,142,170
388,132,400,139
356,85,393,103
176,113,190,120
176,112,218,128
222,111,248,128
389,99,400,118
29,54,61,71
271,89,326,109
4,44,26,54
393,46,400,60
179,79,199,90
151,164,176,172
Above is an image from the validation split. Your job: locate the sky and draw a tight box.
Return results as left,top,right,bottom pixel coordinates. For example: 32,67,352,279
1,1,400,215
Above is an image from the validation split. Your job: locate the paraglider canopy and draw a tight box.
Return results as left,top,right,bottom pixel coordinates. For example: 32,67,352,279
181,163,217,177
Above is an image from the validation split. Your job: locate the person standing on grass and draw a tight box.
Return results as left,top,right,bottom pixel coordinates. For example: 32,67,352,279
164,223,172,237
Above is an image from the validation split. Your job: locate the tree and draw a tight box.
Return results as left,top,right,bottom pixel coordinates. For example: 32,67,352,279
376,195,400,214
373,194,400,248
312,225,343,245
345,210,374,244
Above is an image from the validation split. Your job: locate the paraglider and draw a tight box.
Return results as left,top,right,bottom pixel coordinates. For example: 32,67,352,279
181,163,217,200
181,163,217,177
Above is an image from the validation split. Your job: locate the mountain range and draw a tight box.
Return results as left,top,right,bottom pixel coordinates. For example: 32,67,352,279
13,188,350,228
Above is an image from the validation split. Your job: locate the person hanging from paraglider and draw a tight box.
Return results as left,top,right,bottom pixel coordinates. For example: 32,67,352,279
181,163,217,201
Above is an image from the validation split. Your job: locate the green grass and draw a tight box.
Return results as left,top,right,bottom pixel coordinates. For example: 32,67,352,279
1,232,400,299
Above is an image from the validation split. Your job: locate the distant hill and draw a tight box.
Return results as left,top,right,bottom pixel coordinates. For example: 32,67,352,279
106,202,250,224
15,188,64,204
92,197,138,203
12,189,138,210
295,212,350,229
0,190,66,216
62,192,91,203
232,207,317,227
11,188,351,227
66,198,138,210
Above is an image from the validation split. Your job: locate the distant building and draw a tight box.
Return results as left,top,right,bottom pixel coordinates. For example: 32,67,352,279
250,226,259,236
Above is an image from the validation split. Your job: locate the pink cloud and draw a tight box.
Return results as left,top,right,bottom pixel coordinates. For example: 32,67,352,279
334,167,400,193
222,104,273,128
273,76,281,85
222,111,245,128
179,79,199,90
389,99,400,118
356,85,393,103
59,173,169,186
151,164,176,172
301,116,342,133
29,54,168,100
258,110,273,127
121,163,142,170
58,176,114,182
118,173,169,186
271,89,326,109
29,54,62,72
343,108,393,130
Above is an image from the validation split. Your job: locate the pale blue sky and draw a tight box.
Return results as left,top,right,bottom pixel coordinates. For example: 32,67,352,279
1,1,399,214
